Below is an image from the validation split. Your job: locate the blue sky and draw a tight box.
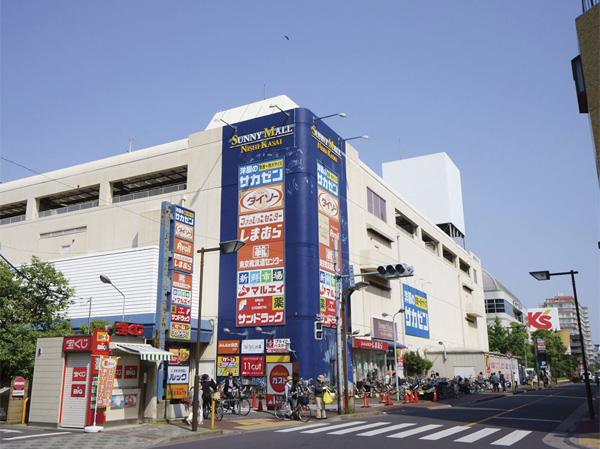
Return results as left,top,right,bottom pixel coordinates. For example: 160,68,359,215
1,1,598,342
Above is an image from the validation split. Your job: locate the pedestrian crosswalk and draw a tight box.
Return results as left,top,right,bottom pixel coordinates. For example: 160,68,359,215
274,420,532,446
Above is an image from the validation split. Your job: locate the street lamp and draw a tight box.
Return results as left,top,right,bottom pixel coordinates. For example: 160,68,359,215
338,135,369,147
348,330,371,338
529,270,594,420
99,275,126,322
438,341,447,362
313,112,346,125
382,309,405,401
269,104,290,119
255,326,276,337
191,239,245,432
224,328,248,339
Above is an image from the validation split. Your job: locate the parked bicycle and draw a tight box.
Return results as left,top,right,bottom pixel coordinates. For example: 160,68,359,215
203,393,224,421
217,385,251,416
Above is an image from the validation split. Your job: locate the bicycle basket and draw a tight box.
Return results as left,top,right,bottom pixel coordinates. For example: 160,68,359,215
212,392,221,400
298,395,309,405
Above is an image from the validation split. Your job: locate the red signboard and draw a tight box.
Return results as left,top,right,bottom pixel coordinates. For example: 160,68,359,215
353,338,388,351
114,322,144,336
72,367,88,382
268,363,291,394
63,336,91,352
236,296,285,326
124,365,138,379
115,366,123,379
240,356,265,376
71,384,86,397
170,305,191,323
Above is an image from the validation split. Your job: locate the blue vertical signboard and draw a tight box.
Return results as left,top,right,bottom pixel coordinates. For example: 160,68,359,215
403,284,430,339
168,205,195,340
219,108,349,379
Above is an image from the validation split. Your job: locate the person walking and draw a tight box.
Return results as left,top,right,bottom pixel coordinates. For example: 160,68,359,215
284,376,295,419
314,375,327,419
201,374,217,417
185,386,203,425
490,372,500,393
499,371,506,392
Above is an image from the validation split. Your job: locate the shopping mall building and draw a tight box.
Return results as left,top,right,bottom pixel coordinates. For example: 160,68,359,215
0,95,487,426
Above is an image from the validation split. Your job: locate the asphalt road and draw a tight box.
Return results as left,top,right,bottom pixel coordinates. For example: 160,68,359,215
157,384,592,449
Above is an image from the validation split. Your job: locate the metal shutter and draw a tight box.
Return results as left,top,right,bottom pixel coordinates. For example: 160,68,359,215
60,353,90,428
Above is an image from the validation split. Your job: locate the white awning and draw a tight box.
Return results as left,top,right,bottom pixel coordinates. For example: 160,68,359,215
110,343,173,362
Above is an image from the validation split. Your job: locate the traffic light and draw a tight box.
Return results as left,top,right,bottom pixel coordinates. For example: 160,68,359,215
377,263,414,279
314,321,323,340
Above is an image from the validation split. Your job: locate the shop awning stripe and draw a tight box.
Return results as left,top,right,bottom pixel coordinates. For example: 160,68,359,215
112,343,173,361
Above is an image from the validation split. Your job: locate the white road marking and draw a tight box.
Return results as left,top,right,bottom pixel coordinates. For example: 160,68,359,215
420,425,469,440
328,422,389,435
491,430,532,446
301,421,367,433
275,423,330,432
357,423,416,436
454,427,501,443
388,424,443,438
0,429,23,434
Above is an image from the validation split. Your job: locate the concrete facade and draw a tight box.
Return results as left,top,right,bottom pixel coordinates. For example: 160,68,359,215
1,97,487,417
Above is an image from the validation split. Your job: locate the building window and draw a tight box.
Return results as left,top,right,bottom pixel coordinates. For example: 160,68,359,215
485,298,506,313
38,186,100,218
459,259,471,277
442,246,456,265
421,232,437,253
0,200,27,225
112,166,188,203
395,211,417,237
367,188,386,222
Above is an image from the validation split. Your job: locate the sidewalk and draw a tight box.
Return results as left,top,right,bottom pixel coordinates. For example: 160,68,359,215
1,383,596,449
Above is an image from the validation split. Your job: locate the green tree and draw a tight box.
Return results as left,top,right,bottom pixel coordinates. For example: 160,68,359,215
79,319,110,335
506,323,530,366
404,350,433,376
487,317,509,354
0,256,75,384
